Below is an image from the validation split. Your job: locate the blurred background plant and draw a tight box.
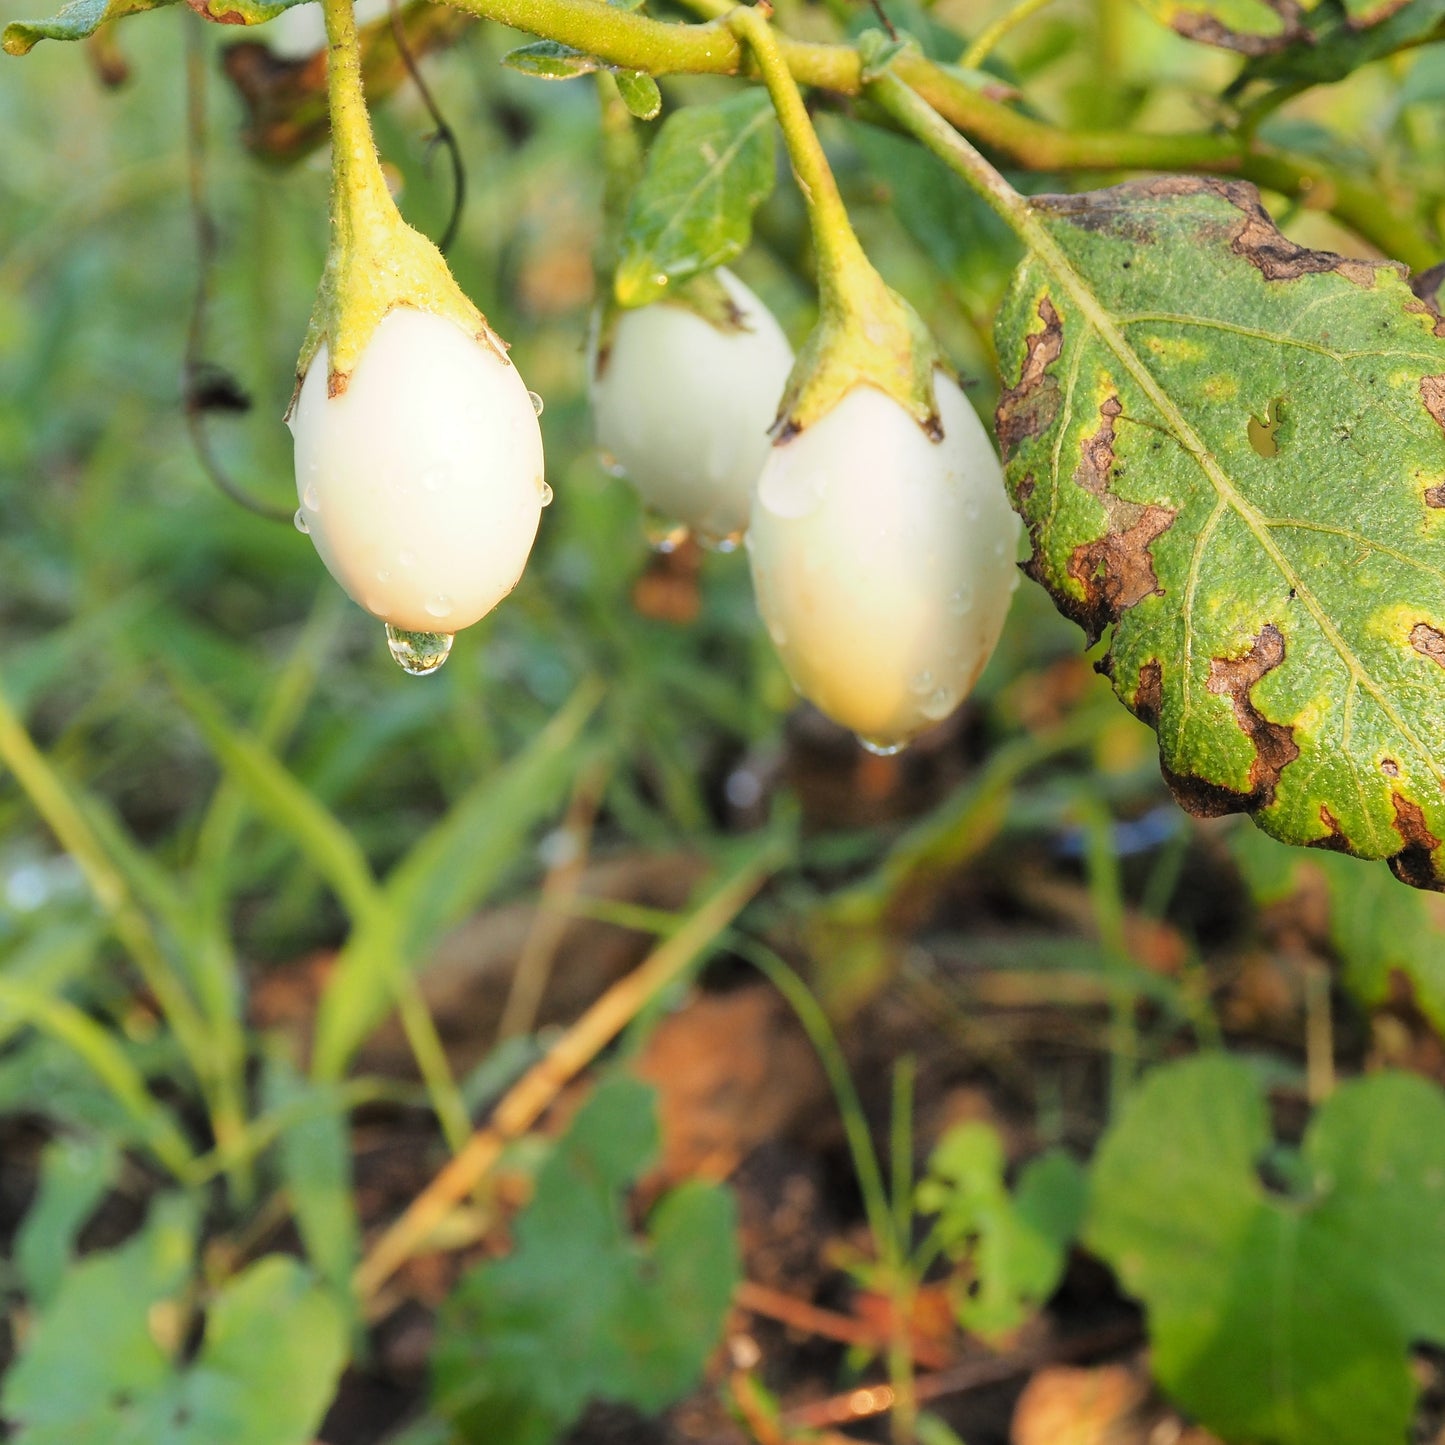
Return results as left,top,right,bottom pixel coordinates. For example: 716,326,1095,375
5,0,1445,1441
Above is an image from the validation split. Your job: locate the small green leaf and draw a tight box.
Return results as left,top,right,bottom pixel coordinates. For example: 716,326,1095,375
615,70,662,121
1086,1057,1445,1445
1129,0,1308,52
15,1135,119,1309
1240,0,1445,84
916,1122,1084,1340
432,1075,740,1445
996,178,1445,888
613,91,776,308
499,39,601,78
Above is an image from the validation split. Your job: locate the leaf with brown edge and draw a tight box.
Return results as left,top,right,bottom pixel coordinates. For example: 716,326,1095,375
995,176,1445,889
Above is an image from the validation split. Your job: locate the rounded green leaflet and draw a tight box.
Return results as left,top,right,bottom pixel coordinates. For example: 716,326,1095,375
995,177,1445,889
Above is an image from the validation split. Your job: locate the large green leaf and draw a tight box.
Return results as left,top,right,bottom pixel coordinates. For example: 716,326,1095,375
432,1075,739,1445
613,90,776,308
1086,1056,1445,1445
995,178,1445,889
4,1192,347,1445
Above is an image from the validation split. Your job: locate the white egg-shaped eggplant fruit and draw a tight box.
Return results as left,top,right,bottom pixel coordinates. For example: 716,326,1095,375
290,307,546,633
747,372,1020,751
590,268,794,545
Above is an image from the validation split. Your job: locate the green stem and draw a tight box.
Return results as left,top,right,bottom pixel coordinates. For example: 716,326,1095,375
321,0,396,239
728,4,875,316
961,0,1057,70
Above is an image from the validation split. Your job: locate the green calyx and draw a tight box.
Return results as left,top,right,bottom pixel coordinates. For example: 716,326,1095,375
773,263,945,440
294,0,506,401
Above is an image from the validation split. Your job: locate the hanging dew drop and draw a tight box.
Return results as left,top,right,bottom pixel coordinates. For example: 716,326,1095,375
385,626,454,676
642,510,689,553
528,391,545,417
858,735,907,758
699,528,744,554
538,480,554,507
293,509,310,534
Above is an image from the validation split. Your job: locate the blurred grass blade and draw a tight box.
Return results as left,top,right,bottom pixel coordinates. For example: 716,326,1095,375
262,1051,361,1313
0,981,196,1180
312,677,605,1080
168,664,380,923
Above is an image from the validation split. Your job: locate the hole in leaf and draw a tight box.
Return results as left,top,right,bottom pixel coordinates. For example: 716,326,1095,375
1248,398,1285,458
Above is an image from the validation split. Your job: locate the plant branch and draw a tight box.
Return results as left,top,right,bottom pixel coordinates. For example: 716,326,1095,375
434,0,1436,268
352,840,783,1305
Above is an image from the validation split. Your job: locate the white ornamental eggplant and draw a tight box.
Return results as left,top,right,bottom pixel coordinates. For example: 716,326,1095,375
290,307,546,638
747,372,1020,752
590,268,793,546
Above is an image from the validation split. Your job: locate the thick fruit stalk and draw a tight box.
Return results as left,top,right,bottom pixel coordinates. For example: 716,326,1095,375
289,0,545,672
590,267,793,547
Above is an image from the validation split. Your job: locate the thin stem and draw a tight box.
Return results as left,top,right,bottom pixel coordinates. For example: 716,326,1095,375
730,936,896,1267
887,1057,918,1445
353,841,781,1304
728,4,876,314
961,0,1058,71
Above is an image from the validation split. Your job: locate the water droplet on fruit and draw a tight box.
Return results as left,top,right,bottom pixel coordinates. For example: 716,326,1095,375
293,509,310,534
964,498,980,521
921,686,955,721
376,568,391,583
699,528,743,554
303,483,320,511
910,670,934,695
643,511,689,553
528,390,545,416
399,549,416,569
385,626,454,676
948,585,974,615
993,538,1007,559
767,618,787,646
537,480,553,507
425,593,454,620
757,465,821,520
422,463,449,493
858,735,906,757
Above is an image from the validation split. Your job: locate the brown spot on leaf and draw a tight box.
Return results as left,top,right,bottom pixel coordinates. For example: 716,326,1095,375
1405,267,1445,338
1425,485,1445,508
1309,805,1352,853
1382,758,1401,776
1228,196,1383,285
1411,622,1445,666
1388,794,1444,890
1060,396,1177,644
1204,624,1299,807
1422,377,1445,434
1167,0,1304,54
996,298,1063,461
1134,659,1163,730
